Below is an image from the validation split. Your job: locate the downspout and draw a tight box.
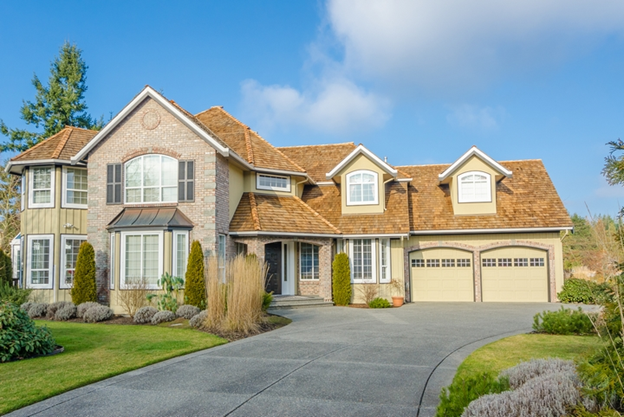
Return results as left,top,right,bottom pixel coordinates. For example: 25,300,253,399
383,178,394,211
560,229,570,242
295,177,309,197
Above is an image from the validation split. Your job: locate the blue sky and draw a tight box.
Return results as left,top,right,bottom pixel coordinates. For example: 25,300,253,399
2,1,624,217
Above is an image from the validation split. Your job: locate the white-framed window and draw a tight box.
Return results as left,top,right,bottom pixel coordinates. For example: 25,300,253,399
458,171,491,203
218,234,226,282
350,239,376,283
110,234,116,289
20,175,25,211
125,155,178,204
300,243,319,280
27,234,54,289
346,170,378,205
29,166,55,208
173,231,189,279
336,239,345,254
62,167,88,208
379,239,391,283
60,235,87,289
120,231,163,289
257,174,291,192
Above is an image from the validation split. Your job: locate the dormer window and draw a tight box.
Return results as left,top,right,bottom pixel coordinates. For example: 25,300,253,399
346,170,378,205
458,171,491,203
125,155,178,203
257,174,290,192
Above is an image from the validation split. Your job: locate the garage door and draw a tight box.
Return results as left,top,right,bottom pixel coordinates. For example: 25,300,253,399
481,247,548,302
410,249,474,301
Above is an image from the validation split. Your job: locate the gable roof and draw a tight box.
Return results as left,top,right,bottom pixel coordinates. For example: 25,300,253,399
438,146,513,182
195,107,306,174
325,144,398,180
278,143,357,183
400,160,572,233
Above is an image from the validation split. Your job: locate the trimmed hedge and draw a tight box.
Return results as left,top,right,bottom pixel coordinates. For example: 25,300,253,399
332,253,351,306
71,242,97,305
184,240,206,309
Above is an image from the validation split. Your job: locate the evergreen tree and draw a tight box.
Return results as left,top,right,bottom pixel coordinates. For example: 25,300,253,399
0,42,102,152
184,240,206,308
71,242,97,305
0,160,21,252
332,253,352,306
0,249,12,286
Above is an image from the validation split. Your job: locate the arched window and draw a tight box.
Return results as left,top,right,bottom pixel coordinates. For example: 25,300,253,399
346,170,378,205
458,171,491,203
125,155,178,203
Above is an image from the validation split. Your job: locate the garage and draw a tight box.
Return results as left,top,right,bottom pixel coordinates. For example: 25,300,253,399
410,248,474,301
481,247,549,302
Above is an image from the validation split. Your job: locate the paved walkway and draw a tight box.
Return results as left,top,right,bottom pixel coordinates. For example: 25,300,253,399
10,303,558,417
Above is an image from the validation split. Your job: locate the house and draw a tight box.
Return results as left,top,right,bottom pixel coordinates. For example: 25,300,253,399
6,86,573,312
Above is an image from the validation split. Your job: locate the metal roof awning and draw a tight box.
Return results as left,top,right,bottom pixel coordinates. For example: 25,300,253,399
107,208,194,230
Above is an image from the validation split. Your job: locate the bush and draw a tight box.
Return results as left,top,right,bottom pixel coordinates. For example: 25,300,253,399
189,310,207,328
82,305,113,323
27,303,47,318
54,304,77,321
578,342,624,411
184,240,206,309
558,278,611,304
117,278,149,318
46,301,74,319
368,297,391,308
0,249,13,286
133,306,158,324
437,372,510,417
532,307,595,335
147,273,184,313
71,242,97,305
77,302,100,318
0,301,56,362
20,301,34,313
262,291,273,312
176,304,200,319
332,253,351,306
0,282,32,306
500,358,578,389
151,310,176,324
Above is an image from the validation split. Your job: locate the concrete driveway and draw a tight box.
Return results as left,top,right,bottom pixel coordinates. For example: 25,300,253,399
10,303,558,417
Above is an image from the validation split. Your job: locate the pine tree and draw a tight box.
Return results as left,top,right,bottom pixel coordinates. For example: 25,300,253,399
184,240,206,308
0,249,12,286
71,241,97,305
0,160,21,252
332,253,352,306
0,42,102,152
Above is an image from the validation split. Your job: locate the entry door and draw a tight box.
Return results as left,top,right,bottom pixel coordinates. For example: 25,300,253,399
281,242,295,295
265,242,282,294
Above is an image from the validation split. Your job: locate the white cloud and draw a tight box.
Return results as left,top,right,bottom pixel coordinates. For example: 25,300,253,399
447,105,505,130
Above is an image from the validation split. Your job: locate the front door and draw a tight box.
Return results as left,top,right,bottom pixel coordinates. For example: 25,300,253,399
265,242,282,294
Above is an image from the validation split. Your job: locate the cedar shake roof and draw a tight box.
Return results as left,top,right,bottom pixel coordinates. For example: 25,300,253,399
301,182,411,235
230,192,340,235
399,160,573,232
10,126,97,163
195,107,305,173
278,143,357,183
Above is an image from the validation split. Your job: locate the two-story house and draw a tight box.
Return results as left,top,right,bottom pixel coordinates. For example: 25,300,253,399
7,86,573,312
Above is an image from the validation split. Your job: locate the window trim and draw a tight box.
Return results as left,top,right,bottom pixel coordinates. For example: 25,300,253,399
20,175,25,211
172,230,189,280
349,238,376,284
119,230,164,290
110,234,116,290
346,170,379,206
60,235,87,289
28,166,55,209
256,173,291,192
61,166,88,209
457,171,492,203
299,242,320,281
26,234,54,289
379,239,391,283
218,234,226,282
124,154,178,204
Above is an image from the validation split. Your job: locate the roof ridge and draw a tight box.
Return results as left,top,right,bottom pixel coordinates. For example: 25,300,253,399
277,142,356,149
170,100,229,150
51,128,72,159
248,192,261,231
244,127,255,164
11,128,67,161
396,158,542,169
293,195,341,234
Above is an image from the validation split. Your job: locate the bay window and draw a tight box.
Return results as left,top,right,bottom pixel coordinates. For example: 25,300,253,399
120,231,163,288
300,243,319,280
61,235,87,288
27,235,54,288
63,167,88,208
173,231,189,279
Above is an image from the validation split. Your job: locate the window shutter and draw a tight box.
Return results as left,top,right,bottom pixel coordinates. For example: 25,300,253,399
179,161,194,202
107,163,122,204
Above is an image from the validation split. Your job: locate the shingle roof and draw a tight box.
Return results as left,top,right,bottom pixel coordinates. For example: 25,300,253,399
11,126,98,162
230,192,340,235
399,160,573,231
195,107,305,173
278,143,357,182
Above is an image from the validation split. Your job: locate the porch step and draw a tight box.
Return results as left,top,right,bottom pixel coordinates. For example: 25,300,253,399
269,295,334,309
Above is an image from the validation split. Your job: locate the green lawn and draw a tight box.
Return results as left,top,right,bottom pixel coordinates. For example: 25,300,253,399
1,321,227,415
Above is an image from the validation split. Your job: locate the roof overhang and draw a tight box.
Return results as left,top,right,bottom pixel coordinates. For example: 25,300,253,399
5,159,87,175
107,207,194,231
71,86,230,164
229,231,410,238
410,226,572,235
325,144,397,180
438,146,512,183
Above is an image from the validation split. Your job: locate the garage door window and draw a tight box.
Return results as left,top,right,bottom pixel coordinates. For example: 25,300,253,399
442,259,455,267
514,258,528,267
426,259,440,267
457,259,471,267
530,258,545,267
482,258,496,267
412,259,425,267
498,258,512,267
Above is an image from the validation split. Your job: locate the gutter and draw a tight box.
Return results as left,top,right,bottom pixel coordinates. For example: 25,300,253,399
410,226,574,235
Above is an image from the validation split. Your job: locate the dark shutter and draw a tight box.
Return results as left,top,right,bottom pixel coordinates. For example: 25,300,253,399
107,163,122,204
179,161,194,202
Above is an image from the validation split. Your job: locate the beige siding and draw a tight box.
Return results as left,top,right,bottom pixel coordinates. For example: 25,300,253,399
229,164,244,221
337,154,387,215
242,171,302,197
448,155,498,215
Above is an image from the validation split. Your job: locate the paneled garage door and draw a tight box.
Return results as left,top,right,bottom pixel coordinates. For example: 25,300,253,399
481,247,548,302
410,249,474,301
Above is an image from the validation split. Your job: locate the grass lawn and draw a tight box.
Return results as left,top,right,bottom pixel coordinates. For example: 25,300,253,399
1,321,227,415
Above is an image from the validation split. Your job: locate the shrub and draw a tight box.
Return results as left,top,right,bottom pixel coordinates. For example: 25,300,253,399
368,297,391,308
117,278,149,318
0,301,56,362
27,303,47,318
147,273,184,313
46,301,74,319
262,291,273,312
151,310,176,325
71,242,97,305
437,372,510,417
205,256,226,329
189,310,207,328
184,240,206,309
224,255,267,334
558,278,611,304
0,282,32,306
133,306,158,324
332,253,351,306
176,304,200,319
76,302,100,318
0,249,13,286
20,301,34,313
82,305,113,323
578,342,624,411
532,307,595,335
358,284,378,305
54,304,77,321
500,358,578,389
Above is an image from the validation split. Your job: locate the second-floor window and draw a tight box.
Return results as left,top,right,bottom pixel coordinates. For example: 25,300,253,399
125,155,177,203
458,171,491,203
257,174,290,192
346,170,378,205
29,166,54,208
63,167,88,208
